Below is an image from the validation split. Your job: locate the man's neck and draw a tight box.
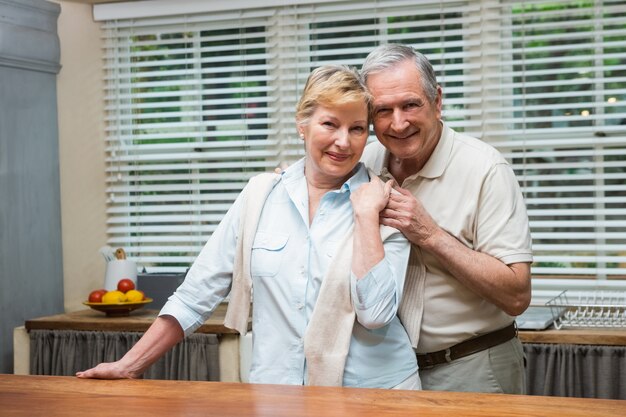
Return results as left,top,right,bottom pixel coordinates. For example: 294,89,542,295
387,155,423,185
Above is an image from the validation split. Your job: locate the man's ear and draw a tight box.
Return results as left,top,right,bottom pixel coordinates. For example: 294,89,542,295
435,85,443,117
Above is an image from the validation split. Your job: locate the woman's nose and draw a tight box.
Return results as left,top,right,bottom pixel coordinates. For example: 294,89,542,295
335,129,350,148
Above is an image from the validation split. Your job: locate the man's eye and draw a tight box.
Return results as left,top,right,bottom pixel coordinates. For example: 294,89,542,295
406,101,424,110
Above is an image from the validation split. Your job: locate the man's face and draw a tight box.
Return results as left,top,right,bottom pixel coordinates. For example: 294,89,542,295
367,59,442,167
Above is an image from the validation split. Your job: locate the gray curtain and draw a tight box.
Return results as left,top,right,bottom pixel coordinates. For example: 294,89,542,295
30,330,220,381
524,343,626,400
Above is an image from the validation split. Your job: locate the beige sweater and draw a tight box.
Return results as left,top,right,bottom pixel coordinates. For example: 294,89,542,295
224,171,398,386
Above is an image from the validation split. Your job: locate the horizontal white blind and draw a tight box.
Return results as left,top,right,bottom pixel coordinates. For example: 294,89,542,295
474,0,626,302
102,0,481,272
102,0,626,302
103,13,282,271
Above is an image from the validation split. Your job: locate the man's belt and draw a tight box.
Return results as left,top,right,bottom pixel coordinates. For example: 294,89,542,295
416,322,517,370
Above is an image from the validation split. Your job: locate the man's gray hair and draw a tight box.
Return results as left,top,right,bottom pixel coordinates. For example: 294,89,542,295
361,44,439,103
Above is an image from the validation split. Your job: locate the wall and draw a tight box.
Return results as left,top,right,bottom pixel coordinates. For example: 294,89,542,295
54,0,108,312
0,0,64,373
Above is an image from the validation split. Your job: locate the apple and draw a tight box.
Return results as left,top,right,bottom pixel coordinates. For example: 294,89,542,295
88,289,107,303
117,278,135,293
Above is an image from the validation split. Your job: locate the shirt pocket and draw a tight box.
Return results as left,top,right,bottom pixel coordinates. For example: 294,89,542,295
251,231,289,277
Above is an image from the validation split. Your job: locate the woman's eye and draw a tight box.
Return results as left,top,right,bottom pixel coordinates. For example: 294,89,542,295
351,126,365,133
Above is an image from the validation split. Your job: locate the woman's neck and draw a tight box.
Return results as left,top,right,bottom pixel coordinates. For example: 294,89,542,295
304,169,351,225
305,178,337,226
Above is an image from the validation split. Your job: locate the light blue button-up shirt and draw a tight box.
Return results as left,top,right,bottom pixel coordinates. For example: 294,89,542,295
160,159,416,388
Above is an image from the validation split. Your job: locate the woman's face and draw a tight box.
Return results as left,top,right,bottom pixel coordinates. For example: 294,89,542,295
299,100,369,188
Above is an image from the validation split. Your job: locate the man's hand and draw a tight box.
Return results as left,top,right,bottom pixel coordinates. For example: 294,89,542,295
379,184,439,246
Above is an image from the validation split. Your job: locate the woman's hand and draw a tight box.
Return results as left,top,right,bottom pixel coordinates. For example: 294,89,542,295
351,176,395,279
350,175,394,217
75,315,184,380
76,360,139,379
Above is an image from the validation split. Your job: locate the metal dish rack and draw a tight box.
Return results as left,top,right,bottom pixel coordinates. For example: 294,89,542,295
546,290,626,329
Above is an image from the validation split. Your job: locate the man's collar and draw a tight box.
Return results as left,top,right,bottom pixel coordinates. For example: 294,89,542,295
418,121,452,179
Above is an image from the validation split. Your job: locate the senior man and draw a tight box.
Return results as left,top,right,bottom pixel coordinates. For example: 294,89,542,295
360,44,533,394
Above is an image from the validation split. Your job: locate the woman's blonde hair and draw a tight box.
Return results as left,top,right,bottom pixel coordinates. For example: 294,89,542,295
295,65,371,126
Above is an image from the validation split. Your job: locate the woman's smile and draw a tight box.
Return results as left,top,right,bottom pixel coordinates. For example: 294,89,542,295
326,151,351,162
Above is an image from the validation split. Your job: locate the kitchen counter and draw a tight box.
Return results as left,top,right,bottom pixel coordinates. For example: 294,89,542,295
24,305,625,346
518,327,626,346
1,374,625,417
24,302,246,333
17,308,626,397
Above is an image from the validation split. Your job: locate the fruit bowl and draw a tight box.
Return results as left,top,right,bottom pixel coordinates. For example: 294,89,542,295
83,298,153,317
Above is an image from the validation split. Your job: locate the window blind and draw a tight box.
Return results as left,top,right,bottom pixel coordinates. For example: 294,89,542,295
101,0,626,302
476,0,626,302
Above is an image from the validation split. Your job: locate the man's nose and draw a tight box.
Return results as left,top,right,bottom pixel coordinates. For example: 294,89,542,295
390,110,409,131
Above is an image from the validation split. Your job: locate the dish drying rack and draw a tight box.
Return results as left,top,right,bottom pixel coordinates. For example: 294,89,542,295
546,290,626,329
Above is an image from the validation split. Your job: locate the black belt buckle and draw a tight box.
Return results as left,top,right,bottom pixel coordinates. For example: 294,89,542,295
417,353,436,369
417,349,451,369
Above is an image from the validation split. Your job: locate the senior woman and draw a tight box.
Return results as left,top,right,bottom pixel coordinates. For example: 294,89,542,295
77,65,419,389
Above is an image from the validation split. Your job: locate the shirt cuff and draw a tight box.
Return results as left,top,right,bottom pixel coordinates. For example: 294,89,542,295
498,250,533,265
350,258,395,310
159,296,205,336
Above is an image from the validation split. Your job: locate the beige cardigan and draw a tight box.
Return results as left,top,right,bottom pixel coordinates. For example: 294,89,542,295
224,171,398,386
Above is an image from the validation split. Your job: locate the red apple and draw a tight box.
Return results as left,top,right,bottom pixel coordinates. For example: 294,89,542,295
88,289,107,303
117,278,135,293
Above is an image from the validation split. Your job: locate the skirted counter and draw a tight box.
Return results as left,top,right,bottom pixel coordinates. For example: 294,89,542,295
19,303,245,383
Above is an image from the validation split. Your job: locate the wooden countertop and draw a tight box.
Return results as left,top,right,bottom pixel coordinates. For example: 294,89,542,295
1,374,624,417
24,303,247,334
518,327,626,346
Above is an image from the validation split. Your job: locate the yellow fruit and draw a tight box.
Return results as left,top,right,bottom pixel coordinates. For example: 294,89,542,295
102,290,127,304
125,289,144,302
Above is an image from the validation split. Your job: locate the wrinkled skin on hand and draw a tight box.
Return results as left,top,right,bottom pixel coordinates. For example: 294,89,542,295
76,360,140,380
380,184,439,246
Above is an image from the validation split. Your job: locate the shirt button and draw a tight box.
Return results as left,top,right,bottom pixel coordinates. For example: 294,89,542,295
296,302,304,310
